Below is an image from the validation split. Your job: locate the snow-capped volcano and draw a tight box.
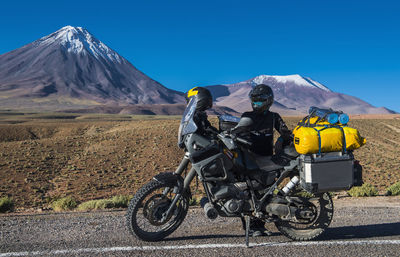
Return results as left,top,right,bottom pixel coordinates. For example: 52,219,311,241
36,26,123,63
252,74,331,92
207,75,394,115
0,26,185,110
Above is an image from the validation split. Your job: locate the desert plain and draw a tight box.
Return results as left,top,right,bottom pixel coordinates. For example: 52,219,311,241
0,112,399,212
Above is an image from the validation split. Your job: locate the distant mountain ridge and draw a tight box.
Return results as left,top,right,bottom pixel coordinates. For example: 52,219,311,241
207,74,395,115
0,26,185,110
0,26,395,115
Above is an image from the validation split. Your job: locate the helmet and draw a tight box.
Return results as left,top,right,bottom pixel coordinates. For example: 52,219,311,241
186,87,213,111
249,84,274,112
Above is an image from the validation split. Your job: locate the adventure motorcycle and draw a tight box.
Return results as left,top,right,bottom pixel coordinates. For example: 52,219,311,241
126,97,363,245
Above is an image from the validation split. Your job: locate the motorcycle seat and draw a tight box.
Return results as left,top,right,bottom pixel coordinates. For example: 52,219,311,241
251,154,284,172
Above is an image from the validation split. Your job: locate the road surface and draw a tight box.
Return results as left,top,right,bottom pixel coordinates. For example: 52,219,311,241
1,197,400,256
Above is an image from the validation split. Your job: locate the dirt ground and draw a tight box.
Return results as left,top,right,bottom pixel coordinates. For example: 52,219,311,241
0,113,399,211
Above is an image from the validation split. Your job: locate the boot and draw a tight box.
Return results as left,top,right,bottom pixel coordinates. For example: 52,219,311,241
241,217,272,237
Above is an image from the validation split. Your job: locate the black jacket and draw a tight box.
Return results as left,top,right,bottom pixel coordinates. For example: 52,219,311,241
193,111,218,136
240,111,292,156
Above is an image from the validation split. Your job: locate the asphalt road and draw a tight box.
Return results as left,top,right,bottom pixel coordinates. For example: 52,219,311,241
1,198,400,257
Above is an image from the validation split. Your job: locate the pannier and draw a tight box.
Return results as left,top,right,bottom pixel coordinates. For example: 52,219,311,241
299,152,360,193
218,115,240,132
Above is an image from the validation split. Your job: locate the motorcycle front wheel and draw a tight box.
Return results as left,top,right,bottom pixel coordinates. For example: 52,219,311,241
126,179,189,241
274,191,333,241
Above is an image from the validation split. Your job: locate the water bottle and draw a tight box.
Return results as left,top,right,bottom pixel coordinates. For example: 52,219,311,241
308,106,339,124
339,113,349,124
326,113,339,124
282,176,300,195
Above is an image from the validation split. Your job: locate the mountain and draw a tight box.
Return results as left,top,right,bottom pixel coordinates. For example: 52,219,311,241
0,26,185,110
0,27,394,115
60,104,238,116
206,74,395,115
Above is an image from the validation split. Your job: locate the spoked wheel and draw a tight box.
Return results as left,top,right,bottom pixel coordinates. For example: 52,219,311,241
274,192,333,241
126,179,189,241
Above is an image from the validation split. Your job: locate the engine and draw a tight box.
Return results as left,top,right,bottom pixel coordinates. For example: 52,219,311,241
204,181,253,217
223,198,244,214
199,152,279,218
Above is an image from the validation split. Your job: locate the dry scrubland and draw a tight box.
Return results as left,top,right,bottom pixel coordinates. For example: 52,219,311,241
0,112,399,211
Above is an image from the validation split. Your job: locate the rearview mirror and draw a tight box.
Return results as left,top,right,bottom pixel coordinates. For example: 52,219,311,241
231,117,253,134
237,117,253,127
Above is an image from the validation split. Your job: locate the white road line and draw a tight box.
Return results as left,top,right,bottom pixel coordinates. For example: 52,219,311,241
1,240,400,256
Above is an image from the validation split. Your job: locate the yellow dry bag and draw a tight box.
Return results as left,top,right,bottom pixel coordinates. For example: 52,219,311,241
293,116,366,155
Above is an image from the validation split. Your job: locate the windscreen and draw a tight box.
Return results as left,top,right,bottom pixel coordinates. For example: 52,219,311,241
178,97,198,147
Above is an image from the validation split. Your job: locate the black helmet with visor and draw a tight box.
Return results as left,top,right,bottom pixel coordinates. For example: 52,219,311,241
186,87,213,112
249,84,274,113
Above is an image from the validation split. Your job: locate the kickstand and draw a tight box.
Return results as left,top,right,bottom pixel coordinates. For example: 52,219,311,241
245,215,250,248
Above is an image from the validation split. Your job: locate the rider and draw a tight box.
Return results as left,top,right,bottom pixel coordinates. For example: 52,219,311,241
237,83,292,236
186,85,292,237
240,84,292,155
186,86,218,136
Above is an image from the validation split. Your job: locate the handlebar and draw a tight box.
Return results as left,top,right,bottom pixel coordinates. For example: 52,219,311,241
217,132,252,149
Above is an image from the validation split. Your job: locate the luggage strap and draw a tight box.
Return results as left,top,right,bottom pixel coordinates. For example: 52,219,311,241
297,113,323,127
311,124,347,156
311,127,326,156
338,126,347,154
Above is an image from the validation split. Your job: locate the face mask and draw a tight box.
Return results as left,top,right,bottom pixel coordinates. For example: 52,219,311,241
252,101,263,107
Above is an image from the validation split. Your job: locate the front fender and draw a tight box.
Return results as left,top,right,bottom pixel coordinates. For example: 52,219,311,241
153,172,186,195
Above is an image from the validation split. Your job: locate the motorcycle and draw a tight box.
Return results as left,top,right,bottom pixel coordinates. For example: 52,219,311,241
126,97,363,245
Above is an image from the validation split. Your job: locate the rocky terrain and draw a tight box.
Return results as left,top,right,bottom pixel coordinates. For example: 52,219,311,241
0,113,399,211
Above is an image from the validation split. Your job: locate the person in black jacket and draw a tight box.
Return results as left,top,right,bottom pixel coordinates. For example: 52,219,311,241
238,84,292,236
186,86,218,136
241,84,292,155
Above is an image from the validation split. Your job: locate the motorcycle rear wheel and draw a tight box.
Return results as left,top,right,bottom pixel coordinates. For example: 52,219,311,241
126,179,189,241
274,192,333,241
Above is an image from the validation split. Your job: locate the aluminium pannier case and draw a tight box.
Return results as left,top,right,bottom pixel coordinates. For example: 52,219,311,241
299,152,355,193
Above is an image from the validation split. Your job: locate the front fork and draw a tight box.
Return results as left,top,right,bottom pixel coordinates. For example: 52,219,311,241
161,153,196,221
174,153,197,190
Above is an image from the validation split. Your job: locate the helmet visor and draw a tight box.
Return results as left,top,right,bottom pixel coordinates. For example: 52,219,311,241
250,95,272,102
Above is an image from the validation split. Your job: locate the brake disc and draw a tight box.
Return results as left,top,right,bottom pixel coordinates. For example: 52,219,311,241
143,194,173,226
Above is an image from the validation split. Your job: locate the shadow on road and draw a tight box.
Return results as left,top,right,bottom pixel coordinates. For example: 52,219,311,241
321,222,400,240
166,232,280,241
165,223,400,242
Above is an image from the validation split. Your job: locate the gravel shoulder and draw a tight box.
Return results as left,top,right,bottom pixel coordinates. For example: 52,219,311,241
1,197,400,257
333,195,400,208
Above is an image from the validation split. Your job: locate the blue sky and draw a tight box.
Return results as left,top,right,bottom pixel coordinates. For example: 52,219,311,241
0,0,399,112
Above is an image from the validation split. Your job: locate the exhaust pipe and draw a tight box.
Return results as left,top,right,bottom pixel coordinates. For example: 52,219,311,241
200,197,218,220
